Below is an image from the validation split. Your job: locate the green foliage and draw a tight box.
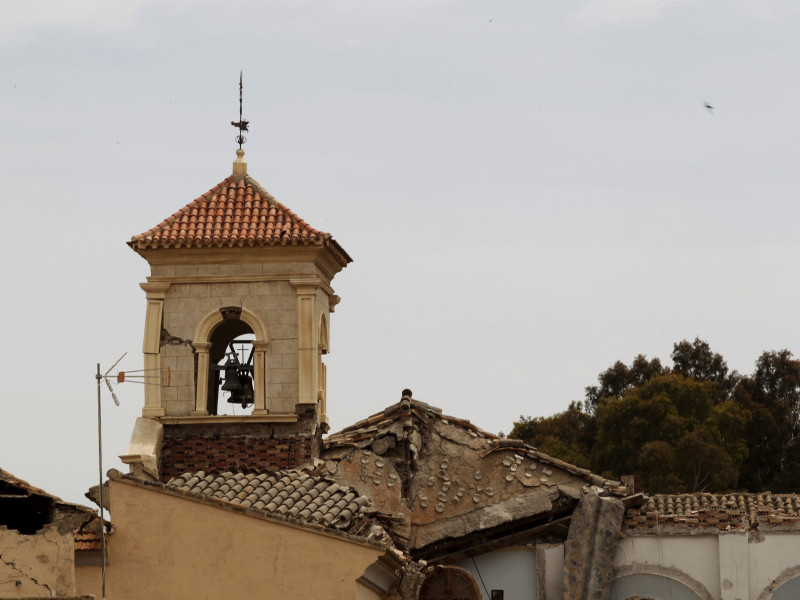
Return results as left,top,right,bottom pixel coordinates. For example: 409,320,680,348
593,374,734,492
735,350,800,491
509,338,800,493
510,401,594,469
584,354,667,414
675,429,738,492
671,337,739,402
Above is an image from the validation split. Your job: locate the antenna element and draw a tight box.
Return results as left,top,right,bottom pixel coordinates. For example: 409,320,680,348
231,71,249,148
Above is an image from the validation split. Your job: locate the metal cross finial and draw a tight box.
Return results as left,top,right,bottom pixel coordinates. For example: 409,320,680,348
231,71,249,148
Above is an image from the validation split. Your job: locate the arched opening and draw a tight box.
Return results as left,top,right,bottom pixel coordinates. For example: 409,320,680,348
192,306,269,416
609,574,703,600
208,319,255,415
771,574,800,600
420,566,481,600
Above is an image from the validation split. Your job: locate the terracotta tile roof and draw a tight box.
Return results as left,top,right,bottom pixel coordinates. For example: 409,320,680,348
166,469,388,541
74,530,102,551
623,493,800,532
0,467,60,500
324,398,628,494
128,174,351,265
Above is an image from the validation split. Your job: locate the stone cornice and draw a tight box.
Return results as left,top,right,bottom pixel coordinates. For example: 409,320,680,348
159,414,298,425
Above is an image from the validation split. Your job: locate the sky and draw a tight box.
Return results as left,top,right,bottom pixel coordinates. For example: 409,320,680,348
2,0,800,506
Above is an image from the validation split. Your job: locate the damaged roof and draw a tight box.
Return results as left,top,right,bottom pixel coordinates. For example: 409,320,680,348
0,467,60,500
624,492,800,533
1,467,98,541
322,395,629,557
325,397,627,493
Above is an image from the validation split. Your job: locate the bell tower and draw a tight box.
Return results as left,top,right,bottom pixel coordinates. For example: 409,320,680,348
121,149,351,481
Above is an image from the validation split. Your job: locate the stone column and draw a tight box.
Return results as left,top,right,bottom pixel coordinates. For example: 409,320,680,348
563,488,624,600
291,279,319,406
251,340,269,415
191,342,212,416
140,282,170,417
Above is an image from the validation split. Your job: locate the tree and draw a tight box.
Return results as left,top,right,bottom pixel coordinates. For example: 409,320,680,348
510,401,595,469
675,429,738,492
593,375,711,484
584,354,667,414
736,350,800,491
637,441,682,493
671,337,738,403
508,340,800,493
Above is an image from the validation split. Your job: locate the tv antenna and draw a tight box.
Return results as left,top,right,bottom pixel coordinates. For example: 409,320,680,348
94,353,170,600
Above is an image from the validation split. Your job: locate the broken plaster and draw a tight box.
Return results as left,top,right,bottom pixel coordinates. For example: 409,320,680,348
160,327,193,348
0,526,72,596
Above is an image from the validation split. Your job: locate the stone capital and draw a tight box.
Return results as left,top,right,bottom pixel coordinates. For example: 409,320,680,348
252,340,270,352
290,277,320,295
140,281,171,299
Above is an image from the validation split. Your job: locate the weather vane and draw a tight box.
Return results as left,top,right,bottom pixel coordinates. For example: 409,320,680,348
231,71,249,148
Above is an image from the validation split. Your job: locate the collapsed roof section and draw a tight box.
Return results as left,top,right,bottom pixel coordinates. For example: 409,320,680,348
322,394,629,560
0,467,95,536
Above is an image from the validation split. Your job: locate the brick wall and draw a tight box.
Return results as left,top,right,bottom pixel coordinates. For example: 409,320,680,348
160,404,321,482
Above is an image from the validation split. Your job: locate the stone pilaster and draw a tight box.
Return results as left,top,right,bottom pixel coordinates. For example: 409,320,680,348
140,281,170,417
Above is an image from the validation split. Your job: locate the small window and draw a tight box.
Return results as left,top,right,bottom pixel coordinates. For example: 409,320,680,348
420,566,481,600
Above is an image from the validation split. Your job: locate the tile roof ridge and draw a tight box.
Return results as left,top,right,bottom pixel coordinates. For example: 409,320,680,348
242,174,279,209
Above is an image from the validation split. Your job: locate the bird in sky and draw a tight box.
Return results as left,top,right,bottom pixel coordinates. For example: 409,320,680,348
704,102,714,115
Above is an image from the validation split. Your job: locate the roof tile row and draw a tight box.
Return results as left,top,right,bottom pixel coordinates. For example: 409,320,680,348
624,493,800,531
129,176,329,250
168,469,374,532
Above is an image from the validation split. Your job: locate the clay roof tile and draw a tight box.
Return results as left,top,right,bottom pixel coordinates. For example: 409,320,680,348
128,173,350,266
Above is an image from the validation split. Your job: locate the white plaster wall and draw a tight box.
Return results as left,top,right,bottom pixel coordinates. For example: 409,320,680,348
456,547,537,600
614,535,720,600
749,532,800,600
617,531,800,600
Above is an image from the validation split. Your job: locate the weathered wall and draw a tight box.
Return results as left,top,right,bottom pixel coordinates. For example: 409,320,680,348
88,478,383,600
0,525,75,598
73,565,101,600
159,404,320,480
613,534,719,599
613,530,800,600
748,532,800,600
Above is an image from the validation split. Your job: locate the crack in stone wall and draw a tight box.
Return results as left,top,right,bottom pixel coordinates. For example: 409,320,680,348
160,327,193,348
0,552,54,595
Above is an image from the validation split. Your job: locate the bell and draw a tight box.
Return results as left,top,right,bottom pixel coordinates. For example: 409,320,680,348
239,374,254,408
221,364,243,393
226,372,254,408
